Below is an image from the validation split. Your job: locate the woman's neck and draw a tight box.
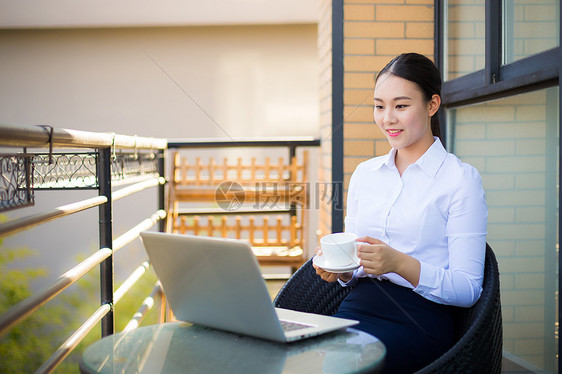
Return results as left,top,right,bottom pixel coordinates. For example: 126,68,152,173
394,136,435,175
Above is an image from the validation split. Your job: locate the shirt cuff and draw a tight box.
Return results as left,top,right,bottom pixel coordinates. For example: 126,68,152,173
413,261,437,297
337,271,358,287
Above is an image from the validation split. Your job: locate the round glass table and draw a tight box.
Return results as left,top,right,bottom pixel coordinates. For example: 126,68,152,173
80,322,385,374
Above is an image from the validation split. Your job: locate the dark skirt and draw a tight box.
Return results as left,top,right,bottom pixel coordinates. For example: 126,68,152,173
334,278,454,374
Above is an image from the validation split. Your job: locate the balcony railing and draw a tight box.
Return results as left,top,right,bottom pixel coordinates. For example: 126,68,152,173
0,124,167,373
0,124,320,373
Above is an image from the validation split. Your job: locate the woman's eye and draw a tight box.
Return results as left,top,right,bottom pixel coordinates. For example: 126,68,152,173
375,105,384,110
396,104,408,109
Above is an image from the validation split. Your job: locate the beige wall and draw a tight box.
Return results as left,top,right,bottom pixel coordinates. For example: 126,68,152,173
0,25,319,139
317,0,333,239
1,23,320,283
0,0,319,28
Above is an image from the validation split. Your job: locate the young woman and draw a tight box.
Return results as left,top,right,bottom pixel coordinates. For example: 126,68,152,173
314,53,487,373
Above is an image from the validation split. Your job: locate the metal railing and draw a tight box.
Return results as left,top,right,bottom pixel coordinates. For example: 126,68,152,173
0,124,321,373
0,124,167,373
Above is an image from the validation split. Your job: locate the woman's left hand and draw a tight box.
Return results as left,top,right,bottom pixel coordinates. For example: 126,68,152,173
356,236,421,287
356,236,401,275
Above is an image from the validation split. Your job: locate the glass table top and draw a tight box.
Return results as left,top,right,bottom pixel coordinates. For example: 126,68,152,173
80,322,386,374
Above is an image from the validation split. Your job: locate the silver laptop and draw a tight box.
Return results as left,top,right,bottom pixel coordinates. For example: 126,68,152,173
140,231,358,343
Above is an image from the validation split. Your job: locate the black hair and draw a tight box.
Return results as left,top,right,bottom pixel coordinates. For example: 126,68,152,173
376,53,442,139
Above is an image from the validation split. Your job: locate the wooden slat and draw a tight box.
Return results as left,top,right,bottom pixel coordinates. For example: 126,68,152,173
170,215,302,247
235,216,242,239
170,153,307,186
166,151,309,270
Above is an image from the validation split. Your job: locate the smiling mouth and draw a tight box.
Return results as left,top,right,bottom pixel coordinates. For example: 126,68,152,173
387,129,403,137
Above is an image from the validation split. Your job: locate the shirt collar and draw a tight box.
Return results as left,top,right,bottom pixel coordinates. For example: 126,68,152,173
372,137,447,178
416,137,447,177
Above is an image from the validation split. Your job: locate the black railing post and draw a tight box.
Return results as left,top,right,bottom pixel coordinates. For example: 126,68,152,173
332,0,345,233
158,149,166,232
288,145,297,217
98,147,114,337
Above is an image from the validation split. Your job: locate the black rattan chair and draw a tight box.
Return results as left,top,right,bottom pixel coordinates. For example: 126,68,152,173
273,243,502,373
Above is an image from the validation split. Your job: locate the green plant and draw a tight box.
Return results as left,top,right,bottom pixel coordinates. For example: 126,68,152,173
0,238,162,373
0,245,72,373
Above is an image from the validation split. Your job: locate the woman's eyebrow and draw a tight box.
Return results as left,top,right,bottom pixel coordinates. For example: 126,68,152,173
374,96,412,101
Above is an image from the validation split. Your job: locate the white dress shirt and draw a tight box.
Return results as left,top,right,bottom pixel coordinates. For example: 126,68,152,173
342,138,487,307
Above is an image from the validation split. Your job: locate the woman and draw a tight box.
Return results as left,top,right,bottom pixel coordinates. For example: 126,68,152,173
314,53,487,373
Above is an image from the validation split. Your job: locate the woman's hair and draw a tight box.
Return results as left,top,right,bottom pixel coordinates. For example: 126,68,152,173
375,53,442,139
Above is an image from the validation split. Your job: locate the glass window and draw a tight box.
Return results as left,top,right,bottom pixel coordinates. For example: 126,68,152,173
448,87,559,372
444,0,485,81
503,0,560,65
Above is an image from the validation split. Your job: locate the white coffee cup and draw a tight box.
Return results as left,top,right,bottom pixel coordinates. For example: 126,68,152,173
320,232,358,266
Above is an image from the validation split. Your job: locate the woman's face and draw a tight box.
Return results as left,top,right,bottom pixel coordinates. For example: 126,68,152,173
373,73,439,155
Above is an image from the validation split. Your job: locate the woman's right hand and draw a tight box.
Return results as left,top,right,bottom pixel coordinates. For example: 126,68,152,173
313,248,353,283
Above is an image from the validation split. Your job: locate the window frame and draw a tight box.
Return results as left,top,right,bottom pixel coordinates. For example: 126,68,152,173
435,0,561,372
437,1,559,109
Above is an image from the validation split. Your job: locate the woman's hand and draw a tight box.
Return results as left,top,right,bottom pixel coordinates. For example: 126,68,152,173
313,248,353,283
356,236,421,287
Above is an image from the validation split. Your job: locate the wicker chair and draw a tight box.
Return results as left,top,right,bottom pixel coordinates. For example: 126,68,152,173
273,243,502,373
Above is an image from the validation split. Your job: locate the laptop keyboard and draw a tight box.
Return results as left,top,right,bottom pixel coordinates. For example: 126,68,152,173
280,320,314,332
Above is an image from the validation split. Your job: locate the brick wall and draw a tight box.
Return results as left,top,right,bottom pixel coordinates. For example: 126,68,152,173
453,87,558,369
445,0,559,80
506,0,559,63
342,0,434,209
446,1,559,369
316,0,435,236
318,0,559,370
446,0,485,80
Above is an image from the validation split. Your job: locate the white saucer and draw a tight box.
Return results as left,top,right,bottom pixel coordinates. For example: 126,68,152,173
313,254,361,273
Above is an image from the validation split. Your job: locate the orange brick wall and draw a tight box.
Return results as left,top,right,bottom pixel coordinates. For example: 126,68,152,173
317,0,435,234
342,0,435,207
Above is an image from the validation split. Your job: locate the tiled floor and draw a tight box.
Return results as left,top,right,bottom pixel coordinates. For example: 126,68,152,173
501,358,536,373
